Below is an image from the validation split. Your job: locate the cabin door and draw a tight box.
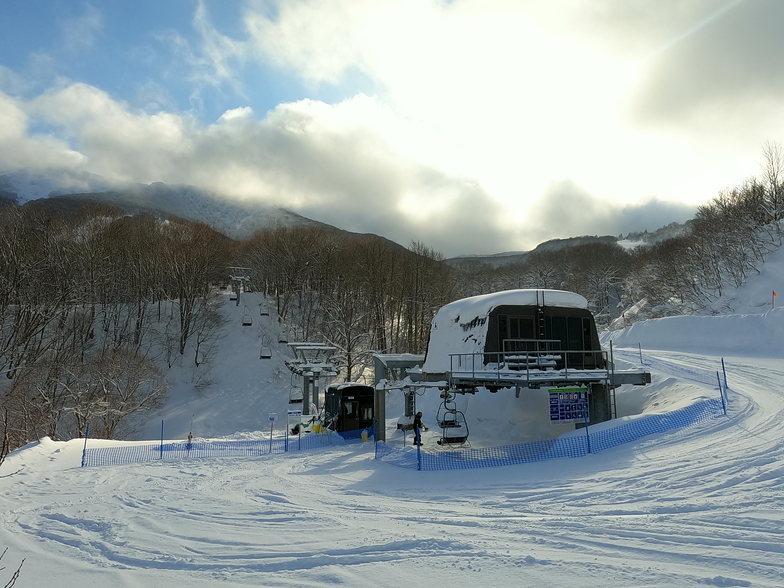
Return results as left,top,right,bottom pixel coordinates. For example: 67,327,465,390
342,400,360,431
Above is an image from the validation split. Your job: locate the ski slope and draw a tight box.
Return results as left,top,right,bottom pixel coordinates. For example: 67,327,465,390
2,349,783,586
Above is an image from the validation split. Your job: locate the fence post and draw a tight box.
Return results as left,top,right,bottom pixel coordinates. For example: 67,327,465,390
80,423,90,468
160,420,164,460
638,343,643,365
583,406,591,454
717,371,727,416
721,357,728,391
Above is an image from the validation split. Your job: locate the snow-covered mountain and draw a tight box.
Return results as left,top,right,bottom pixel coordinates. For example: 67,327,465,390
445,235,620,267
0,171,325,239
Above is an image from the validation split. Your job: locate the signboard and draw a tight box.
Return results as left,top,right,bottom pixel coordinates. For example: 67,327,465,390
268,413,278,423
549,387,589,423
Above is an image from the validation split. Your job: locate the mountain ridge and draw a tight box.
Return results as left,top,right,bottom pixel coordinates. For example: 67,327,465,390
1,170,688,260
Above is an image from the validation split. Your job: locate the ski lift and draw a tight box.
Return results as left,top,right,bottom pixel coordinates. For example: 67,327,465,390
278,330,288,344
289,386,303,404
242,312,252,326
229,292,237,301
260,304,269,316
260,335,272,359
436,392,469,446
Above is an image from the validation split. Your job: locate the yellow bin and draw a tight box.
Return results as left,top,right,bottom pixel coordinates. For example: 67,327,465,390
312,423,321,433
361,431,368,443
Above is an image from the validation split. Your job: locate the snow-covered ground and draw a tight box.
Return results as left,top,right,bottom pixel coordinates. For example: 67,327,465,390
2,264,783,586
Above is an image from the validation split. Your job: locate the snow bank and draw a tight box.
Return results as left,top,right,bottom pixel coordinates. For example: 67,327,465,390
606,307,784,357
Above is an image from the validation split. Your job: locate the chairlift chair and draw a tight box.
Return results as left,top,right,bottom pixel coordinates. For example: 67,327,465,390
260,335,272,359
289,386,303,404
260,304,269,316
436,395,469,445
278,330,288,344
242,312,252,326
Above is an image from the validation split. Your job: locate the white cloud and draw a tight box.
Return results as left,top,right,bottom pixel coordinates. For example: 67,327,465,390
218,106,254,122
192,0,246,90
0,91,84,171
239,0,784,226
244,0,374,85
60,4,104,52
155,0,247,107
240,0,686,210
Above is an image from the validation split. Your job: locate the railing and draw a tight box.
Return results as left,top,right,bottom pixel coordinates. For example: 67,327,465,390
449,346,609,385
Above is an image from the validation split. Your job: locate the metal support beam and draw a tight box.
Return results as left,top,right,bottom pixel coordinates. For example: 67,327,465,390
374,387,387,442
302,374,312,416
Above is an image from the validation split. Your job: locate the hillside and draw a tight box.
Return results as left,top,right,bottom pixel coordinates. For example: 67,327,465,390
445,235,620,268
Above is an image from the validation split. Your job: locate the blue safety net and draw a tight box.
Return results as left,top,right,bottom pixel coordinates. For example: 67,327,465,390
82,430,364,467
376,397,725,471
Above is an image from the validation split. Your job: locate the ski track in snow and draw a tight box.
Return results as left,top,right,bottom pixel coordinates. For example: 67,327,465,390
2,351,784,587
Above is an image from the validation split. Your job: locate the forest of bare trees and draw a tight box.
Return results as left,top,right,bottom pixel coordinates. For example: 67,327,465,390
238,228,455,380
1,145,783,455
0,204,229,452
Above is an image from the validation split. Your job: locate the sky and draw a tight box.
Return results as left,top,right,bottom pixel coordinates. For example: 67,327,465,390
2,0,784,255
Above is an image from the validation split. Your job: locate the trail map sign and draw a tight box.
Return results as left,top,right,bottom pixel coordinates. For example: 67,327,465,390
549,387,589,423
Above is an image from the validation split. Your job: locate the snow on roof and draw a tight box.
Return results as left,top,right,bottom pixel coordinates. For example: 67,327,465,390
329,382,374,391
422,289,587,374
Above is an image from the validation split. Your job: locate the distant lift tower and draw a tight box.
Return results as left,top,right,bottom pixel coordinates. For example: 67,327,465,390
227,266,252,306
285,342,339,416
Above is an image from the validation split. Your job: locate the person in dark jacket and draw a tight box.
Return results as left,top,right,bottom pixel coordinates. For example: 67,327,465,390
413,411,428,446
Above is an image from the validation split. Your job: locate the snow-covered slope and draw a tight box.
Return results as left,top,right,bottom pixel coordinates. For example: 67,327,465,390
135,290,297,441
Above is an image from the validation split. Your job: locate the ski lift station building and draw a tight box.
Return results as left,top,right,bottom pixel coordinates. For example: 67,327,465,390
422,289,604,376
374,289,650,442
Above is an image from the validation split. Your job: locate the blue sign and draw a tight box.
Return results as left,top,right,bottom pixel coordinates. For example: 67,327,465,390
549,387,589,422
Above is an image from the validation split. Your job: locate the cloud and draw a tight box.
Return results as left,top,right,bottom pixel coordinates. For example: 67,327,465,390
536,0,784,143
623,1,784,134
191,0,246,90
154,0,247,108
60,4,104,52
0,91,84,171
28,83,191,181
526,180,696,243
238,0,661,209
4,82,520,255
243,0,374,85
